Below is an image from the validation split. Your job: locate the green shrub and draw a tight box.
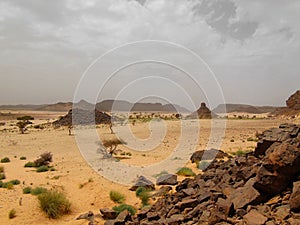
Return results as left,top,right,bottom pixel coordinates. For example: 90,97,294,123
38,190,71,219
8,209,16,219
30,187,47,195
112,204,136,216
247,137,258,142
36,166,49,173
17,116,34,121
152,170,168,178
232,149,250,157
1,157,10,163
0,166,4,173
0,173,5,180
20,156,27,160
135,187,150,206
23,187,32,194
109,190,125,203
176,167,196,177
10,179,20,185
5,182,14,189
24,161,37,168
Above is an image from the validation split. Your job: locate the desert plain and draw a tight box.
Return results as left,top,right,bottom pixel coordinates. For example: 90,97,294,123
0,110,299,225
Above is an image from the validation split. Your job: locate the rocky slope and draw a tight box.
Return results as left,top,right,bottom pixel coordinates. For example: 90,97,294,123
101,123,300,225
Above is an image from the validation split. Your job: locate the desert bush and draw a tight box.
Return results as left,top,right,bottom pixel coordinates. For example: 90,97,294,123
4,182,14,189
152,170,168,178
20,156,27,160
0,166,4,173
30,187,47,195
8,209,16,219
1,157,10,163
0,173,5,180
176,167,196,177
17,115,34,121
38,190,71,219
112,204,136,216
102,138,127,155
9,179,20,185
23,186,32,194
24,161,37,167
34,152,53,167
36,165,49,173
109,190,125,203
135,187,151,206
247,137,258,142
233,149,249,157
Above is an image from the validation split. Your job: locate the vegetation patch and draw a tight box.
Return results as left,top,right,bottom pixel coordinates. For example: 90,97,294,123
1,157,10,163
8,209,16,219
109,190,125,203
176,167,196,177
112,204,136,216
135,187,151,207
30,187,48,195
38,190,71,219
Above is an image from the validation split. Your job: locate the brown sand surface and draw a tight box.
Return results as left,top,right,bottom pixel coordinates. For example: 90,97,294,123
0,113,299,225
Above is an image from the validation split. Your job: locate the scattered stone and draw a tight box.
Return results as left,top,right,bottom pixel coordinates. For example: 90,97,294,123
156,174,178,185
243,209,267,225
290,181,300,212
129,176,155,191
76,211,94,221
100,208,117,220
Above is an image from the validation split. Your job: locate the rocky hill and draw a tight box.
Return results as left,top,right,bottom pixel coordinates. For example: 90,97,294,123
99,123,300,225
52,108,111,126
213,104,278,114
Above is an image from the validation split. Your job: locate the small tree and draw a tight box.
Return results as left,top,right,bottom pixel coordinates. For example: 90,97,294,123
16,115,34,134
16,121,27,134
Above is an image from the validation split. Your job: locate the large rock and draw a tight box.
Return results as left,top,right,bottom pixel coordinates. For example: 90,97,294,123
190,149,229,163
290,181,300,212
100,208,117,220
230,178,261,210
129,176,155,191
254,143,300,195
254,124,300,157
156,174,177,185
287,90,300,110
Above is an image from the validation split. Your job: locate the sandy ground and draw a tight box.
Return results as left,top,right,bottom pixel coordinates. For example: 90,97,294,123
0,112,299,225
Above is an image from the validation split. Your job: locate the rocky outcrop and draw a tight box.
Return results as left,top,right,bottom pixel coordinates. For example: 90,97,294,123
129,176,155,191
115,124,300,225
287,90,300,110
188,102,217,119
52,108,111,126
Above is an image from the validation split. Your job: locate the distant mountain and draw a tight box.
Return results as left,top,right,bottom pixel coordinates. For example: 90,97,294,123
0,104,46,110
213,104,278,114
37,102,73,111
96,100,190,113
0,100,190,113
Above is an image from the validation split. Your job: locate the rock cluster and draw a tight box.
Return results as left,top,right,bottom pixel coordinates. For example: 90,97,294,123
287,90,300,110
52,108,111,126
101,124,300,225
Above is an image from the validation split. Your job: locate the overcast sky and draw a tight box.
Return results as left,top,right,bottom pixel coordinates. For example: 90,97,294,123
0,0,299,109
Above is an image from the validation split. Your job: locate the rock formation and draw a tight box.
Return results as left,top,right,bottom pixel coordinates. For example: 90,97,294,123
101,123,300,225
287,90,300,110
52,108,111,126
189,102,216,119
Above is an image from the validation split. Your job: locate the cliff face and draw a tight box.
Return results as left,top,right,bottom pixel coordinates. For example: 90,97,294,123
286,90,300,110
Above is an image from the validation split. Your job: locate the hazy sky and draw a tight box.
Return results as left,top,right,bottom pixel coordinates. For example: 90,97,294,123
0,0,299,109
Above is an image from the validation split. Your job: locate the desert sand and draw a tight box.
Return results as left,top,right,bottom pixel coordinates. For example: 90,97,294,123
0,111,299,225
